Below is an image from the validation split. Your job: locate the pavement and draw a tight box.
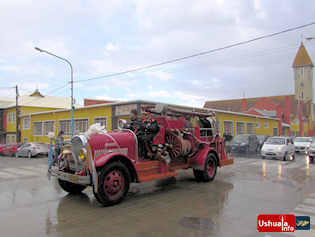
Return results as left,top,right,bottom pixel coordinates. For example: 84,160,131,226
0,154,314,237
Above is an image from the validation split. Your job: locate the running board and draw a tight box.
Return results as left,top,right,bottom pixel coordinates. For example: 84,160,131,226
138,171,177,182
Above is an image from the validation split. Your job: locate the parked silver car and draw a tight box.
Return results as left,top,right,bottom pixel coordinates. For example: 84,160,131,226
16,143,49,158
261,137,295,161
294,137,312,153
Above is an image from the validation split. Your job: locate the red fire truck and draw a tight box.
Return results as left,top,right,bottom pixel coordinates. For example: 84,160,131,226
50,105,234,206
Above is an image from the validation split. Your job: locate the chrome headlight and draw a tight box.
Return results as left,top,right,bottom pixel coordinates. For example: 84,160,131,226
71,135,88,161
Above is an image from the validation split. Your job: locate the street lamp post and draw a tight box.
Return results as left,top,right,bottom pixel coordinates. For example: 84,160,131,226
35,47,74,137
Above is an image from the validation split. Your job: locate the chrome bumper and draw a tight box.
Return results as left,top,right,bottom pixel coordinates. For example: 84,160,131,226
50,168,91,185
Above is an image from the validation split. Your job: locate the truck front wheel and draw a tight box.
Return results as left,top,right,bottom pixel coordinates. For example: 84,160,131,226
96,162,130,206
193,153,217,182
58,179,87,194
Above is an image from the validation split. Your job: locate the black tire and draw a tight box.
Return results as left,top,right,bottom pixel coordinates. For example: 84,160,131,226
96,162,130,206
58,179,87,194
93,187,103,203
261,156,265,159
283,152,287,161
193,153,217,182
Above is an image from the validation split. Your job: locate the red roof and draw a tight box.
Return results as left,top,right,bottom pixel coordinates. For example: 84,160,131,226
84,99,117,106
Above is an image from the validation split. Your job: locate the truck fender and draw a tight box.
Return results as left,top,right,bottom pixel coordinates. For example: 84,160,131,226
95,152,138,182
190,148,219,171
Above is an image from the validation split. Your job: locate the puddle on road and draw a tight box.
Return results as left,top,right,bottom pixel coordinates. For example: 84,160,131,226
179,216,216,231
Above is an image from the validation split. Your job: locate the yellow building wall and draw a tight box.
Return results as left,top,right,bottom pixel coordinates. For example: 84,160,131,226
290,117,299,135
20,103,283,144
21,106,112,143
6,106,61,133
216,112,279,136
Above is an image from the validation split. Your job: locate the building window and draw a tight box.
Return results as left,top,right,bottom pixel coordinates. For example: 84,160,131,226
264,122,268,129
24,138,28,143
256,122,260,128
23,118,30,130
217,120,220,135
247,123,254,134
273,127,278,136
236,122,245,135
115,104,137,116
58,120,71,137
94,117,107,128
223,121,233,136
11,136,15,144
12,112,16,123
43,121,55,136
33,121,43,136
74,119,89,135
6,136,10,144
7,112,11,124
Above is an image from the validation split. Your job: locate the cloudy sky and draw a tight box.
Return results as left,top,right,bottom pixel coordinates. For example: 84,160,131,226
1,0,315,107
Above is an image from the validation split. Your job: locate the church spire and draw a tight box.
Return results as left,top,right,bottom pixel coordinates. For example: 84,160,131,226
292,42,313,68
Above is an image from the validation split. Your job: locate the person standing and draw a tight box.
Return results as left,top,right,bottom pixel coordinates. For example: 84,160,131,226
54,131,64,159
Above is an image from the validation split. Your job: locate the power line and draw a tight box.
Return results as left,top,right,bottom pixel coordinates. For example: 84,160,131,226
73,22,315,84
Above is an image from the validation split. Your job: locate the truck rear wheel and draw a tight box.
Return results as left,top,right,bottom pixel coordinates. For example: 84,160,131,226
193,153,217,182
96,162,130,206
58,179,87,194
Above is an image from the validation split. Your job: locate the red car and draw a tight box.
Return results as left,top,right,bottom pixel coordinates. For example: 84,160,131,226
2,144,23,157
50,105,234,206
0,144,11,155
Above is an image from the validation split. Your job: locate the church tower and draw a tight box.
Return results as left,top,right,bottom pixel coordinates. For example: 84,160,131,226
292,42,314,102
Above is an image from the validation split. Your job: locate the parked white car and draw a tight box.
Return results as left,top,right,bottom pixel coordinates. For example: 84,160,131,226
16,143,49,158
261,137,295,161
294,137,312,153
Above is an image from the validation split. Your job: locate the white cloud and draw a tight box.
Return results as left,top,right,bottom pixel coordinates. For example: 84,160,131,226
145,71,172,81
94,95,125,101
105,42,120,52
0,65,20,72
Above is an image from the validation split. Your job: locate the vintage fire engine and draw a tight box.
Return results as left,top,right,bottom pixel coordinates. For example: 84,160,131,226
50,105,234,206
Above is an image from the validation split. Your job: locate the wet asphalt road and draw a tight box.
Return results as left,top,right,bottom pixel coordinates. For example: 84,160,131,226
0,154,314,237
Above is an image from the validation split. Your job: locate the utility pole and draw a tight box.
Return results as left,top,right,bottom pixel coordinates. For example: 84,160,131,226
15,85,20,143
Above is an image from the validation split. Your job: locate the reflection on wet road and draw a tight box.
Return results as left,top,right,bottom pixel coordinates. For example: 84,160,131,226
0,155,314,236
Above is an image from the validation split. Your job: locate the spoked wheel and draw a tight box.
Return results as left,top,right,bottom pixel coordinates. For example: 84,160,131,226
96,162,130,206
165,131,182,159
193,153,217,182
